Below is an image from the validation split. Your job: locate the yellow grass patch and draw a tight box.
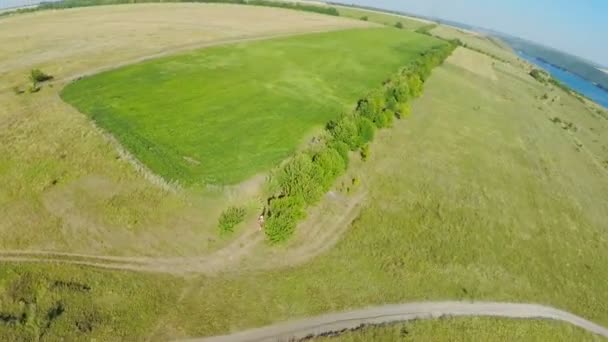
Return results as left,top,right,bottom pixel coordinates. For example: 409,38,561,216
447,47,497,81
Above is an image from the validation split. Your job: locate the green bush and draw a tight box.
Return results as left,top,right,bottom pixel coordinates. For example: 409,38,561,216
218,206,246,233
360,16,368,21
395,22,404,29
356,116,376,145
360,144,370,161
327,114,361,150
264,196,305,243
30,69,53,83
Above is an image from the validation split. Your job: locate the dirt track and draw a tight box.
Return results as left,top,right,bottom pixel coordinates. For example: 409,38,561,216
0,189,366,274
180,302,608,341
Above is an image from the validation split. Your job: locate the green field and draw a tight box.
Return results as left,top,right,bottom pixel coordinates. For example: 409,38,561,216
312,318,606,341
62,28,441,185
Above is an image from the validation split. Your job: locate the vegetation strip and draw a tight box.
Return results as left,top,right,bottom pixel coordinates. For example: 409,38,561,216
262,41,456,242
1,0,339,18
180,302,608,341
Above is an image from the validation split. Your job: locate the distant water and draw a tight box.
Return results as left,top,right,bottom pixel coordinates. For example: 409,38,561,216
517,51,608,109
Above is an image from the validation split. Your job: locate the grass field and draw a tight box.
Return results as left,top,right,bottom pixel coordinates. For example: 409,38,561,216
2,46,607,340
312,317,606,341
62,28,441,185
2,3,608,340
335,5,429,30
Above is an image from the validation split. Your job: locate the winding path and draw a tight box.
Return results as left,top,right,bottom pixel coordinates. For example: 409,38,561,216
180,302,608,341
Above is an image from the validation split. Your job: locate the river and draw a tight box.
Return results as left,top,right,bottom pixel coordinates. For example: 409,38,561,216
516,51,608,109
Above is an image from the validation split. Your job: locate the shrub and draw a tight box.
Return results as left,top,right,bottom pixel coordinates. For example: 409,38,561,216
265,196,305,243
328,114,360,150
360,16,368,21
360,144,370,161
407,74,423,98
329,140,350,165
396,102,411,119
314,147,346,187
395,22,404,29
356,117,375,145
30,69,53,83
218,206,246,233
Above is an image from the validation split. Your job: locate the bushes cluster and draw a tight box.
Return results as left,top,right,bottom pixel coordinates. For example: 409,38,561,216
218,206,246,233
264,42,456,243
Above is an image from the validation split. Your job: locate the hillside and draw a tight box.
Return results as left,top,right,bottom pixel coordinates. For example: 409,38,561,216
503,36,608,89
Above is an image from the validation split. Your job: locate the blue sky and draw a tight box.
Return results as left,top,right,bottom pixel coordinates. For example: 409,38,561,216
336,0,607,66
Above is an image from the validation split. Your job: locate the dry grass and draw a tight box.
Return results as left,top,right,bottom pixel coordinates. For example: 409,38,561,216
446,47,497,80
430,25,520,65
0,3,368,256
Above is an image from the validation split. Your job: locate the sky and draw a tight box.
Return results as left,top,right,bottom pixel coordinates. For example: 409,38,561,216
335,0,608,66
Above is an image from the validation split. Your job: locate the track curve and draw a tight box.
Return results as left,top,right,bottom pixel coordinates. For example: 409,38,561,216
180,302,608,341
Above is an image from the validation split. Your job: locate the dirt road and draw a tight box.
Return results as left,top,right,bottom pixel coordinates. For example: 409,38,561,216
180,301,608,341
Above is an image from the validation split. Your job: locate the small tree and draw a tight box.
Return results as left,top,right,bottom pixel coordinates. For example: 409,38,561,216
218,206,246,234
30,69,53,83
395,22,404,29
360,16,368,21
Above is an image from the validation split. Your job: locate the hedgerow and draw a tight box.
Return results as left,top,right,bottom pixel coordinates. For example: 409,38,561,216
262,41,456,243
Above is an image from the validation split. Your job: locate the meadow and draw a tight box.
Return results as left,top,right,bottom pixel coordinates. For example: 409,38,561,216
2,2,608,341
62,28,441,185
3,46,608,341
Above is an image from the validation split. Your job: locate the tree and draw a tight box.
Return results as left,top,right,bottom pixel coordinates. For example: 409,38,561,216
395,22,404,29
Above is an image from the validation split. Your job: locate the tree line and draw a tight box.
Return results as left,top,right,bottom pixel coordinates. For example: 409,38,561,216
262,42,457,242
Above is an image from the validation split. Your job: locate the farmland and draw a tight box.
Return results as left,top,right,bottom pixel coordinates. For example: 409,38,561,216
1,2,608,341
62,28,442,185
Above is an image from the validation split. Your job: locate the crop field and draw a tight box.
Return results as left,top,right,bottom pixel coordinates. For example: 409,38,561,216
62,28,441,185
311,318,605,341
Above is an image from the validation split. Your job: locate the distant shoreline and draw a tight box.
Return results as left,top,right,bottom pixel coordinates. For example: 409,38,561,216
521,51,608,94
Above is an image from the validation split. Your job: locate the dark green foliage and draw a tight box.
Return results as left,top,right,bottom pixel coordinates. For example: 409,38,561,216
395,22,403,29
264,40,456,242
29,69,53,83
218,206,246,233
360,16,368,21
